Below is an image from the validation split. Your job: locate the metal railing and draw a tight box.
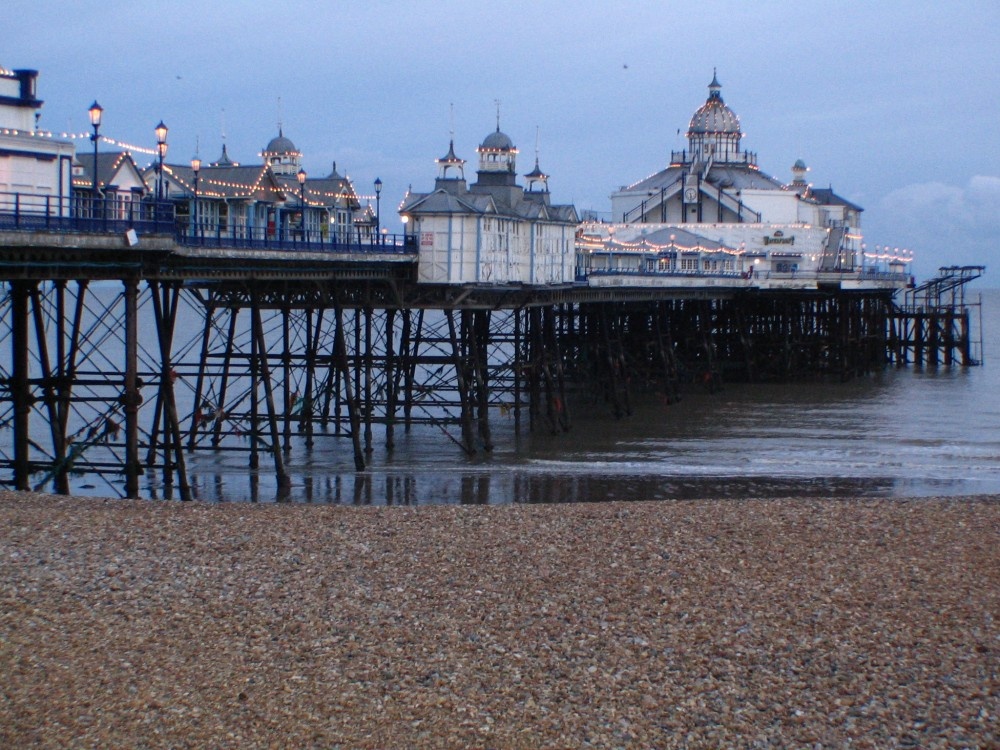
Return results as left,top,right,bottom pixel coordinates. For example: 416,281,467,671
0,190,417,254
179,223,416,254
0,191,174,235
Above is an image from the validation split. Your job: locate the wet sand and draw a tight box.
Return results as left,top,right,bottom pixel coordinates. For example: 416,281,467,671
1,491,997,748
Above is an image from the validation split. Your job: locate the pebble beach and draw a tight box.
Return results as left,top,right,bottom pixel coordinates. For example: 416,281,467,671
1,490,997,748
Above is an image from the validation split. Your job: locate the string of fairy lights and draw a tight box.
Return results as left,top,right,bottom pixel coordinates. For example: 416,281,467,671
0,128,160,156
577,226,914,264
2,128,381,201
2,124,914,265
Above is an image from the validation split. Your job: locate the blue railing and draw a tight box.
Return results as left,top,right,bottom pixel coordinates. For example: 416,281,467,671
0,190,416,255
0,191,174,235
179,224,416,254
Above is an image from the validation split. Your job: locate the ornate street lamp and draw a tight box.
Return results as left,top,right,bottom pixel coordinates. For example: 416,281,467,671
155,121,168,202
190,155,201,239
374,177,382,244
88,101,103,209
297,168,307,242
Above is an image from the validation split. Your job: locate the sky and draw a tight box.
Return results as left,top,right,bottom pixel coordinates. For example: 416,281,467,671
5,0,998,280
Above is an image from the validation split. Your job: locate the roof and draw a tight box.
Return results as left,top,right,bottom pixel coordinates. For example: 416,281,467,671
263,129,298,155
437,140,465,165
161,163,285,201
401,185,577,224
73,151,144,191
401,188,494,214
524,157,548,181
480,128,515,151
583,224,735,253
587,225,736,254
276,173,360,209
211,144,236,167
624,163,785,194
688,77,741,136
808,187,864,212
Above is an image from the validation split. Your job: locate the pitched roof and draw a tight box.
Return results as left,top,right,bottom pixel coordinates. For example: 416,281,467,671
808,187,864,212
276,174,360,209
624,163,785,194
160,163,285,201
400,188,496,215
73,151,145,191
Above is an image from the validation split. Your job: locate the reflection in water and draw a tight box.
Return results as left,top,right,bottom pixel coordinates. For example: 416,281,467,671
176,309,1000,505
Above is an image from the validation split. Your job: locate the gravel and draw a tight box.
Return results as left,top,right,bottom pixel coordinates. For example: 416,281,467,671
1,490,997,748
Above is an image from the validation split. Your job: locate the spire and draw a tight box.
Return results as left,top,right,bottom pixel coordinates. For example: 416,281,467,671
216,106,229,166
708,68,723,101
437,138,466,179
525,126,549,192
212,142,235,167
437,103,467,180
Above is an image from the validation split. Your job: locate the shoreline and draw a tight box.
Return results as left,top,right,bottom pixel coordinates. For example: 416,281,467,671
2,491,997,747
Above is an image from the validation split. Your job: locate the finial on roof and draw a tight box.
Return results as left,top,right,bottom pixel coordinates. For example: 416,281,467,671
494,98,501,132
708,69,723,101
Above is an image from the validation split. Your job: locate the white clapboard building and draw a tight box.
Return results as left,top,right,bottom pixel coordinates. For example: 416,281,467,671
0,65,74,214
400,123,578,285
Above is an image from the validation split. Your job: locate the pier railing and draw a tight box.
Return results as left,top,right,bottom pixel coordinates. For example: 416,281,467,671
0,190,415,254
0,190,173,235
179,224,416,254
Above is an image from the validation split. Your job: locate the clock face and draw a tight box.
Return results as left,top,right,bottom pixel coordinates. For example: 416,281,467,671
685,188,696,202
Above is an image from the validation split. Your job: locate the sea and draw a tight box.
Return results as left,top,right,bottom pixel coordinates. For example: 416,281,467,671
162,287,998,504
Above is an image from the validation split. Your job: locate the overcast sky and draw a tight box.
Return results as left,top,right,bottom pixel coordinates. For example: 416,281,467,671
6,0,998,279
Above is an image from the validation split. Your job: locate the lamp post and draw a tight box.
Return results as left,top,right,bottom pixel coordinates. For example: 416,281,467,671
88,101,103,214
155,121,168,202
190,155,201,240
374,177,382,244
297,168,307,243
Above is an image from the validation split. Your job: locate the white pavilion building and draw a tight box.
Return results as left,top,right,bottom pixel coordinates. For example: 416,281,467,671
400,122,578,285
593,72,875,284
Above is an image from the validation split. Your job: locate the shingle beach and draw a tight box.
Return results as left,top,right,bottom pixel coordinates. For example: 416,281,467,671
1,490,997,748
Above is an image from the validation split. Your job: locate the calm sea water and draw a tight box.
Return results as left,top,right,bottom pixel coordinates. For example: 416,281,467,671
170,288,999,504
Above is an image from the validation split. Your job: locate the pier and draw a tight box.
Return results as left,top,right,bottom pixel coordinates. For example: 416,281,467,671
0,70,986,500
0,197,981,500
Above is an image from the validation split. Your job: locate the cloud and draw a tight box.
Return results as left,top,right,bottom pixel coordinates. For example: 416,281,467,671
875,176,1000,276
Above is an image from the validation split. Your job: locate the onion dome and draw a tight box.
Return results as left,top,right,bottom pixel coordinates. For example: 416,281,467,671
687,70,741,136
